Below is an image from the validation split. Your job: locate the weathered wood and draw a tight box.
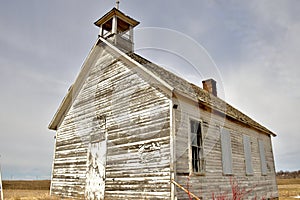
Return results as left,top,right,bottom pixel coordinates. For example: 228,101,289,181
173,96,278,199
171,179,201,200
51,45,172,199
49,9,277,199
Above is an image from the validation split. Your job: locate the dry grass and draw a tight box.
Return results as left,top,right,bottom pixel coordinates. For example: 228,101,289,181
3,189,54,200
3,180,50,190
2,178,300,199
277,178,300,186
2,180,55,200
277,178,300,200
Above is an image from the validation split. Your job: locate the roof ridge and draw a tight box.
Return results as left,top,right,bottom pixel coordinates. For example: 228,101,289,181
49,40,276,136
128,52,276,136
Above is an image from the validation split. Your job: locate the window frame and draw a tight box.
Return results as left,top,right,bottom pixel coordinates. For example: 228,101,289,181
220,128,233,175
258,139,268,176
189,118,205,175
243,135,254,176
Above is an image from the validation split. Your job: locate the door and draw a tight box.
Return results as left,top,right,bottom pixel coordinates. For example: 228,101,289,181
85,115,107,200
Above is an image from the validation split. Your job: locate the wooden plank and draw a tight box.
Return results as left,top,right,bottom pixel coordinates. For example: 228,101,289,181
173,97,278,199
51,46,172,199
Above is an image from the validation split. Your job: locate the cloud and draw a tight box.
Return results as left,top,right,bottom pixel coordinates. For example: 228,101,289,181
132,0,300,171
219,0,300,171
0,0,299,180
0,0,110,180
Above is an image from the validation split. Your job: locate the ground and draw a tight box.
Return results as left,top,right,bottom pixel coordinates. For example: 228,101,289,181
4,189,51,200
277,178,300,200
2,180,52,200
2,178,300,199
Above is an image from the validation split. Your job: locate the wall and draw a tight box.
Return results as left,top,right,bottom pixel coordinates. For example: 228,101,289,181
51,44,172,199
173,95,278,199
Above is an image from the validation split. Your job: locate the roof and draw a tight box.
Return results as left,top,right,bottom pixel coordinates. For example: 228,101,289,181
49,37,276,137
128,53,276,136
94,8,140,32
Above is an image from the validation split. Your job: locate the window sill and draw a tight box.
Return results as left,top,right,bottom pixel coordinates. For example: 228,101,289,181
222,173,234,176
261,174,268,176
190,172,206,176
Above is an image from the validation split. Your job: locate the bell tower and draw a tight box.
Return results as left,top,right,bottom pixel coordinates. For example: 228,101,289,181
94,7,140,53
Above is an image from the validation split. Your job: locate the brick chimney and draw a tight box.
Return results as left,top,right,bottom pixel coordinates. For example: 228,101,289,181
202,79,217,97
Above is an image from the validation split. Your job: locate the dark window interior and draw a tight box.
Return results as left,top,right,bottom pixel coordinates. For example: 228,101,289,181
190,120,204,173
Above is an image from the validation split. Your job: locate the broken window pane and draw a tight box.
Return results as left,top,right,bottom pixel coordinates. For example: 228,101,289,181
190,120,204,173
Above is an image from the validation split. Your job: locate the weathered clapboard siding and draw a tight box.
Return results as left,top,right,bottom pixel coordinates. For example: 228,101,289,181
174,96,277,199
49,8,279,200
51,44,171,199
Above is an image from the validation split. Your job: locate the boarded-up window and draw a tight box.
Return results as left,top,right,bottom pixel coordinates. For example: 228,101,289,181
190,119,204,173
221,129,233,175
258,140,267,175
243,135,253,175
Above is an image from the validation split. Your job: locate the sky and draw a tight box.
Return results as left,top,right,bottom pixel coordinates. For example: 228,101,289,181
0,0,299,180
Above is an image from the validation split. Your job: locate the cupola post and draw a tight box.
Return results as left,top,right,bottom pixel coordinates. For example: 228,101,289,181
94,8,140,53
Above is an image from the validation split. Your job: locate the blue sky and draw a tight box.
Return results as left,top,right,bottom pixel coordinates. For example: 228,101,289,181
0,0,299,179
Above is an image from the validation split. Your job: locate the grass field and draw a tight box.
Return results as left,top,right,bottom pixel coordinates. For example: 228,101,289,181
277,178,300,200
2,178,300,199
2,180,53,200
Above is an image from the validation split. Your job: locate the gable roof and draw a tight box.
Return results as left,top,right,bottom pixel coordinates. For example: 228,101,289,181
49,37,276,137
128,53,276,136
48,37,173,130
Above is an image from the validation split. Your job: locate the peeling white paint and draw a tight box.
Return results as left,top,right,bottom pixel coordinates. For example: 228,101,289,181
51,48,172,199
138,142,161,163
85,141,106,200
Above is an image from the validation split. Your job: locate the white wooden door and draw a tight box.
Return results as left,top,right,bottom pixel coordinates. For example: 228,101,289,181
85,117,107,200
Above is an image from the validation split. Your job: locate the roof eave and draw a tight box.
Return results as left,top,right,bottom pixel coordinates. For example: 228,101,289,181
48,38,102,131
173,89,277,137
98,37,174,94
48,86,73,130
94,8,140,28
48,37,174,131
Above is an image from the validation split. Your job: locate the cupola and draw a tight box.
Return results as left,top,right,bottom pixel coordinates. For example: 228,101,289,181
94,7,140,53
